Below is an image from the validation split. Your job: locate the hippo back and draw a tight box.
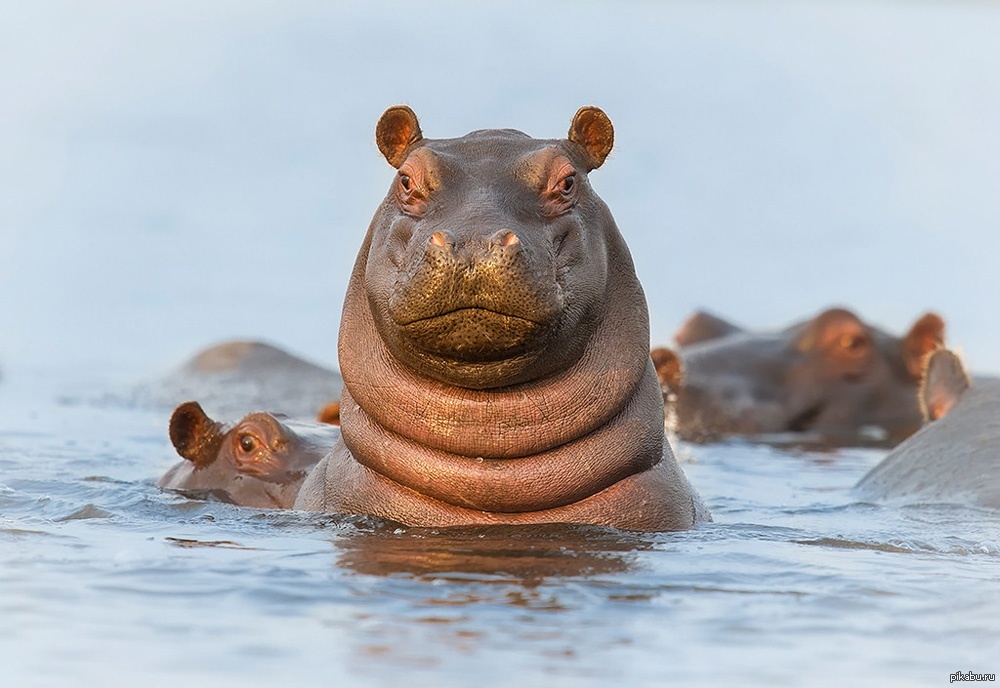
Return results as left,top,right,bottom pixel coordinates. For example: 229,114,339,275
855,379,1000,508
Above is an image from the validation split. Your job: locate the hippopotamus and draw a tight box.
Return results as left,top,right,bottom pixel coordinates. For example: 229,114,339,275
653,308,945,446
294,106,709,532
127,340,344,420
855,349,1000,509
161,401,339,508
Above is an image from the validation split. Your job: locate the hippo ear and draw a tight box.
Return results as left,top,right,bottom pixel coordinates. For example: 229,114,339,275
920,349,969,421
674,310,743,347
316,400,341,426
903,312,945,379
568,107,614,171
376,105,423,168
169,401,226,469
650,347,684,394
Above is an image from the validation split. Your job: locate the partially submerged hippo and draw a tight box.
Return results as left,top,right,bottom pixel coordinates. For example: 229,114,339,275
855,349,1000,509
295,106,708,531
654,308,945,446
161,401,339,508
127,340,343,420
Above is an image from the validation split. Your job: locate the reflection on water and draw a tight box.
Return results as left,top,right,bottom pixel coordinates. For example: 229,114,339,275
333,523,652,583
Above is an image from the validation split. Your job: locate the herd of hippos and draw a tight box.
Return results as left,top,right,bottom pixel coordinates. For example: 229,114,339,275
154,106,998,532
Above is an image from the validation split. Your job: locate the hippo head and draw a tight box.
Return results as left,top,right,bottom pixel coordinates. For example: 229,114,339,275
360,106,616,389
162,402,336,508
663,307,946,445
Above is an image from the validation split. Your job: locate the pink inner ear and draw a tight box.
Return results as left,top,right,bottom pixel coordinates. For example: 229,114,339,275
929,398,950,421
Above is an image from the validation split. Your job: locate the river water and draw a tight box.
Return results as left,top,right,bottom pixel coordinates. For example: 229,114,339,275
2,2,999,686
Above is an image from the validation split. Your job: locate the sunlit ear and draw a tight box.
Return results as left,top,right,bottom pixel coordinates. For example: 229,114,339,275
316,400,341,426
674,310,742,347
650,347,685,393
903,312,945,378
376,105,423,168
169,401,226,468
919,349,969,421
568,106,614,171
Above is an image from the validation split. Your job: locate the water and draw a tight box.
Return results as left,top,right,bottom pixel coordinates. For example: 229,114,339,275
2,2,1000,686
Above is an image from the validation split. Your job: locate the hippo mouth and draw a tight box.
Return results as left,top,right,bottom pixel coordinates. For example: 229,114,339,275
396,307,550,361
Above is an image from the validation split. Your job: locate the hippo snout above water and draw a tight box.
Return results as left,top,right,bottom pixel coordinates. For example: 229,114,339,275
294,106,708,531
653,307,946,446
160,401,338,509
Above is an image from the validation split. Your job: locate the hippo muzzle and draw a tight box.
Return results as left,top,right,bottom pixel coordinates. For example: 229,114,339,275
386,220,565,361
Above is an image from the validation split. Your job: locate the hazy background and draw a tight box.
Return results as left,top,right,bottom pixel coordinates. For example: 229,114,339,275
2,0,998,378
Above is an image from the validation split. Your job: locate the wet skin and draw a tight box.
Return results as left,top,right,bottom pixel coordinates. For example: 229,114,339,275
653,308,945,446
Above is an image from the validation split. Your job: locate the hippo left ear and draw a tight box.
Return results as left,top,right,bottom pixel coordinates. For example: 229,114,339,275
568,106,614,171
903,312,945,379
169,401,227,469
920,348,969,421
376,105,423,168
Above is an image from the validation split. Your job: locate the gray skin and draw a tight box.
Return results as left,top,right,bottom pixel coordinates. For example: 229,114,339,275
856,349,1000,509
129,340,343,420
295,106,708,532
654,308,945,446
161,401,339,509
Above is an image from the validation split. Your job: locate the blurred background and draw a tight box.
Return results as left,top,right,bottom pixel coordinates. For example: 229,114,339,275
2,0,998,378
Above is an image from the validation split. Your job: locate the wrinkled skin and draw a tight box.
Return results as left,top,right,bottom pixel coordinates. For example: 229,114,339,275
655,308,945,446
160,401,339,509
856,349,1000,509
295,106,708,532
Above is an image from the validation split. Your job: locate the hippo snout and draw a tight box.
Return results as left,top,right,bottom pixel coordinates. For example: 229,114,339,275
384,224,563,360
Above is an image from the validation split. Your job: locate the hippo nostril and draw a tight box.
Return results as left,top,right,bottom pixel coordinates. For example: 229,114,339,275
496,230,520,248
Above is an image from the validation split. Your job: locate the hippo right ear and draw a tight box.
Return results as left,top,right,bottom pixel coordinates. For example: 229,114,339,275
376,105,423,168
920,349,970,421
316,400,341,426
903,312,946,379
674,310,743,347
650,347,685,394
169,401,226,469
568,107,614,171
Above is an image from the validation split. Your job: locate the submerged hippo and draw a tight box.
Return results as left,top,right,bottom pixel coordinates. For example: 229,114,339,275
126,340,343,420
161,401,338,508
654,308,945,446
295,106,708,531
856,349,1000,509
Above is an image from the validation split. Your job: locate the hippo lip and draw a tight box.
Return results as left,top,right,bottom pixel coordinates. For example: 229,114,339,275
395,306,546,327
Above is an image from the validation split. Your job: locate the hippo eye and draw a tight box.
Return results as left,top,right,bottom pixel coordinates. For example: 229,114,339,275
238,434,256,453
558,173,576,196
399,173,413,192
839,333,867,354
